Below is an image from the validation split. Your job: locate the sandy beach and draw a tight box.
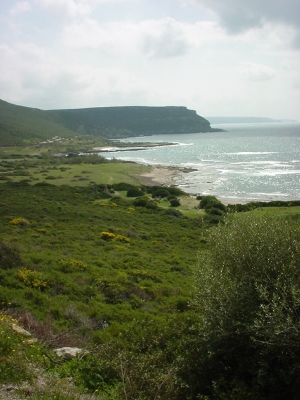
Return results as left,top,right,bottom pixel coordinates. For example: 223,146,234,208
138,165,249,205
139,165,186,187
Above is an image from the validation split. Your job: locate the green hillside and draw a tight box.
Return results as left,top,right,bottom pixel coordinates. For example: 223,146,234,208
1,150,300,398
51,105,215,138
0,99,219,146
0,99,78,146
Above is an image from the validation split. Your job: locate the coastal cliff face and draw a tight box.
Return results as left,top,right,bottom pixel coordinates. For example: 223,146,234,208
51,106,217,138
0,99,220,145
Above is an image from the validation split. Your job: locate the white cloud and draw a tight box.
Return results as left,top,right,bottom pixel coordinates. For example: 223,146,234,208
63,17,224,57
1,0,299,119
34,0,137,18
240,62,276,81
0,39,149,109
34,0,91,18
10,1,31,15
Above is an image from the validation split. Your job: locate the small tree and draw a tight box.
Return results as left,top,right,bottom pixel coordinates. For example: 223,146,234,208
187,213,300,399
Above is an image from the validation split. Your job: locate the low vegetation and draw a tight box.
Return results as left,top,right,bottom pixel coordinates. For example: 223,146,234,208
1,150,300,399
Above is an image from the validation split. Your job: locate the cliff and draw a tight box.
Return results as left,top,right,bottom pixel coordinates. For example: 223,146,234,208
51,106,219,138
0,99,221,145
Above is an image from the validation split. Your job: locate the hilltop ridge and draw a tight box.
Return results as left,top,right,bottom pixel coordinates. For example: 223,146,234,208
0,99,221,145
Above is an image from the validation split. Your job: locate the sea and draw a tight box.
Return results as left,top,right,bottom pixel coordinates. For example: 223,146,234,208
98,122,300,203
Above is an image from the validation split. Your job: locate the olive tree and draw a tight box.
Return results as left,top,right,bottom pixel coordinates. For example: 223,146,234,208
189,213,300,399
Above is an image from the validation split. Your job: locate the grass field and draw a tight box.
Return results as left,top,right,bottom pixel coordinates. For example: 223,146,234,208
1,146,300,399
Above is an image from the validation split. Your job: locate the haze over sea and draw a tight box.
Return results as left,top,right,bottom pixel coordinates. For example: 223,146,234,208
99,122,300,203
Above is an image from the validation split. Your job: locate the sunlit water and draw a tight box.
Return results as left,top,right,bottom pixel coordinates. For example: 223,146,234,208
98,122,300,203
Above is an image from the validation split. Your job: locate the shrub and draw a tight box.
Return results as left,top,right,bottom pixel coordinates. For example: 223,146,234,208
132,196,157,209
126,187,144,197
206,206,223,215
100,232,130,243
163,209,184,218
152,189,170,198
170,198,180,207
112,182,136,191
0,241,22,270
188,214,300,399
58,259,87,273
17,268,47,290
10,217,30,226
199,195,226,212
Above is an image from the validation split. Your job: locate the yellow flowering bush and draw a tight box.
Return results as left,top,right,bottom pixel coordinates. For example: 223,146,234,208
17,267,47,289
58,258,87,272
100,231,130,243
10,217,30,226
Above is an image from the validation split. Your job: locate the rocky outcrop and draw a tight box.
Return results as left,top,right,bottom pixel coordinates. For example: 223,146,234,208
53,347,89,360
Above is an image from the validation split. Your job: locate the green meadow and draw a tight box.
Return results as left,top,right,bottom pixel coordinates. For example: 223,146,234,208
1,146,300,399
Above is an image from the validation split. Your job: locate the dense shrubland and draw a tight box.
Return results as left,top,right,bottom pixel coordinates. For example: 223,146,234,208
1,155,300,399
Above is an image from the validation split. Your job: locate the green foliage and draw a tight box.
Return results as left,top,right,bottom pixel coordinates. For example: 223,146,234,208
147,185,187,197
55,316,191,399
58,259,88,273
112,182,137,191
152,188,170,198
0,240,23,270
169,198,180,207
17,267,48,289
188,213,300,399
132,195,158,209
227,199,300,213
0,312,46,385
0,180,199,328
126,187,145,197
4,149,300,398
100,232,130,243
10,217,30,226
163,208,184,218
199,195,226,213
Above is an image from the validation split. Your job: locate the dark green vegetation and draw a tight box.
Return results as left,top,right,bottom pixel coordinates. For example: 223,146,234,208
1,152,300,399
0,99,221,146
191,214,300,399
0,99,79,146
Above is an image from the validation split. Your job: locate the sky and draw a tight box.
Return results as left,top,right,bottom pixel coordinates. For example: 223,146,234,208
0,0,300,120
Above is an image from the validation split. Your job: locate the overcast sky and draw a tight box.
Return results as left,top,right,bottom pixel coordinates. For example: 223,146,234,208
1,0,300,120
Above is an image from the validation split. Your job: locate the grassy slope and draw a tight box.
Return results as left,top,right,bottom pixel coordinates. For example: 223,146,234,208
0,180,204,329
0,99,80,146
1,147,300,398
0,152,206,322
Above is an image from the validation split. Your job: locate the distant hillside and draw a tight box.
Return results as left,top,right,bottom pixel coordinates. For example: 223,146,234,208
0,100,220,146
0,99,78,146
207,116,283,124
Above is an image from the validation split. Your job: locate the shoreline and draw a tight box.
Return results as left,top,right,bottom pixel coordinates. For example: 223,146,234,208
138,164,249,205
138,165,196,186
137,164,295,205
